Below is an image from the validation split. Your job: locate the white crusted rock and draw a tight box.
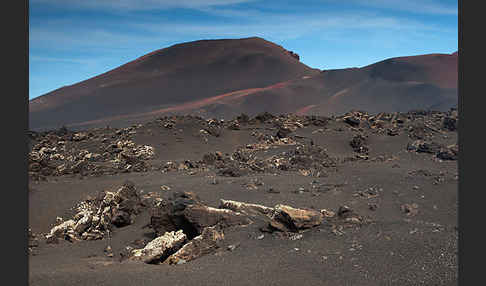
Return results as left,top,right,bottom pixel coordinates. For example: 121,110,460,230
165,226,224,265
49,219,76,237
74,212,93,234
219,199,274,217
131,230,187,264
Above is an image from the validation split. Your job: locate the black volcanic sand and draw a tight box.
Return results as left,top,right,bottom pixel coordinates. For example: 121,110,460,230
29,111,458,285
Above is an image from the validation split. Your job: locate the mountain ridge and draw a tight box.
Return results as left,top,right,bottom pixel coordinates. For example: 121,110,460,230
29,37,457,131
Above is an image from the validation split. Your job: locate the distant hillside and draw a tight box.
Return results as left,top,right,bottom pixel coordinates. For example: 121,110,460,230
29,37,457,130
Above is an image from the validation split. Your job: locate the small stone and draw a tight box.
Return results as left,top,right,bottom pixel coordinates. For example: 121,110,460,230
368,203,378,211
320,209,336,218
45,234,59,244
401,203,419,216
289,234,303,240
267,188,280,194
160,185,171,191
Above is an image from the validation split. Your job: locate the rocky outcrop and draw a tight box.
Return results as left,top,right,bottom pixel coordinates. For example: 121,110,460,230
183,205,252,233
219,199,274,217
149,192,251,238
131,230,187,264
165,226,225,265
269,204,323,232
45,181,144,243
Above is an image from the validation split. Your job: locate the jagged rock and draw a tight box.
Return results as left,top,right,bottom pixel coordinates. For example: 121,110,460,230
305,115,329,126
407,140,442,154
401,203,419,216
276,127,293,139
442,116,457,131
131,230,187,264
320,209,336,218
114,181,143,215
344,116,360,127
28,228,39,252
74,212,93,234
219,199,274,217
46,181,144,243
72,132,88,141
253,112,275,123
236,113,250,123
49,219,76,238
201,153,221,165
437,145,458,160
165,226,225,265
205,126,222,137
227,121,241,130
111,210,132,227
387,128,399,136
350,134,369,154
288,50,300,61
269,204,323,232
336,205,364,224
183,205,252,233
149,192,203,237
217,166,246,177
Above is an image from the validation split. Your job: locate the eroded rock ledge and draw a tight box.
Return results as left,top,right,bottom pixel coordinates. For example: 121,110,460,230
44,183,368,265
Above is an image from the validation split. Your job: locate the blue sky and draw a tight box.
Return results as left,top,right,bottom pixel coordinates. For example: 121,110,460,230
29,0,458,100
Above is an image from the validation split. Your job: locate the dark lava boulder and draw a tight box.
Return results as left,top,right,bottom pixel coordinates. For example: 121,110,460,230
350,134,369,154
442,117,457,131
437,145,458,160
253,112,275,123
407,140,443,154
276,126,293,138
344,116,360,127
149,192,250,239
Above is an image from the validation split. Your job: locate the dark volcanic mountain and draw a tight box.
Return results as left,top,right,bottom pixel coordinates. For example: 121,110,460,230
29,37,457,130
29,37,319,130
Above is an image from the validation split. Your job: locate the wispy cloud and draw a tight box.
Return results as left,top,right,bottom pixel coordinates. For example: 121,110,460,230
30,56,98,65
30,0,256,10
336,0,457,15
30,9,454,53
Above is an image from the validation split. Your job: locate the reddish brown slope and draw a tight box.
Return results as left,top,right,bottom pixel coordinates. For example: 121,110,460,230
29,37,319,130
199,52,458,117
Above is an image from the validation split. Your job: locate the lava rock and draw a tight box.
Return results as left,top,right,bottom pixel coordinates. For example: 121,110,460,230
183,205,252,233
276,127,293,138
350,134,369,154
269,204,323,232
131,230,188,264
407,140,442,154
219,199,274,217
344,116,360,127
437,145,458,160
165,226,225,265
442,117,457,131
